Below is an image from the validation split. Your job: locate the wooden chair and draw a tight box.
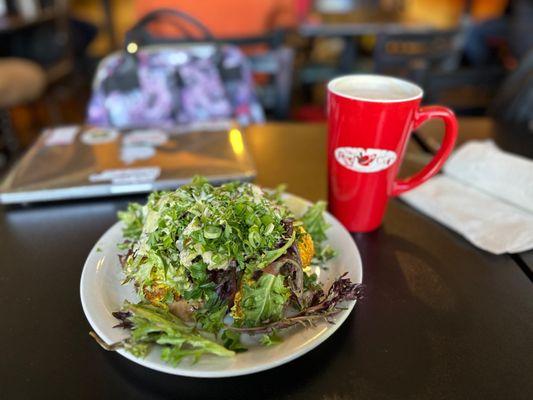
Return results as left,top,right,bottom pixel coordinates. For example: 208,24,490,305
423,66,506,115
0,0,75,127
199,30,294,119
0,0,73,84
373,27,507,115
489,50,533,124
0,58,46,166
247,46,294,120
373,29,464,84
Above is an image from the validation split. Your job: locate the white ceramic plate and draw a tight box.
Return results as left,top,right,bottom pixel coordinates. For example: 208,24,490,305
80,193,363,377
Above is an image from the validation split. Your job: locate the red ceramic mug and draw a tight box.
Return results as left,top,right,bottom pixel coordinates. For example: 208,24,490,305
327,74,458,232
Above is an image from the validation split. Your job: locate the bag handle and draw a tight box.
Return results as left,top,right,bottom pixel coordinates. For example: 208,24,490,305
124,8,216,48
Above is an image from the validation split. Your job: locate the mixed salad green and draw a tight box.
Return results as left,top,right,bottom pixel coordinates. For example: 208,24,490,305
92,177,361,364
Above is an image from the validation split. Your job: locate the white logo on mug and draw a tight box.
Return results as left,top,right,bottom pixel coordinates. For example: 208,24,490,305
335,147,397,173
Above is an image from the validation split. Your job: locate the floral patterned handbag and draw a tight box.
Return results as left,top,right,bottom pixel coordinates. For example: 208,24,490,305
87,8,264,129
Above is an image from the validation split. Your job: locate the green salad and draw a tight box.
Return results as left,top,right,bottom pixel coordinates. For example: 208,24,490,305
91,177,361,364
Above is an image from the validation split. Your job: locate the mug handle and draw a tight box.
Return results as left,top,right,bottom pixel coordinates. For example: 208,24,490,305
391,105,458,196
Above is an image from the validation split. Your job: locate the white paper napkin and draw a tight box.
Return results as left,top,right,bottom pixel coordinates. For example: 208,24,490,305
401,141,533,254
444,140,533,214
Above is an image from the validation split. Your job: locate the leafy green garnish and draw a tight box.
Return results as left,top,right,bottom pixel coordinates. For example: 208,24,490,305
303,272,321,291
302,201,337,262
194,299,227,334
113,302,234,365
316,244,336,263
117,203,144,241
301,201,329,243
264,184,287,205
240,274,290,327
251,229,296,273
221,330,247,352
259,330,283,346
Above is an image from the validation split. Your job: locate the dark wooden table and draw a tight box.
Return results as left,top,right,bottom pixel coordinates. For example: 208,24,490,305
1,118,532,399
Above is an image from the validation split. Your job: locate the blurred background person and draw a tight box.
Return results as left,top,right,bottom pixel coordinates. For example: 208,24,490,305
136,0,297,44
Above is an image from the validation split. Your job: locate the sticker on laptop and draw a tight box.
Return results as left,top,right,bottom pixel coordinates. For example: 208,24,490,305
335,147,397,173
122,129,168,146
120,146,156,164
81,127,119,145
44,126,79,146
89,167,161,185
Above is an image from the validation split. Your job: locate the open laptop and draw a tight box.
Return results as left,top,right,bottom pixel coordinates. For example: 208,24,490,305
0,124,255,204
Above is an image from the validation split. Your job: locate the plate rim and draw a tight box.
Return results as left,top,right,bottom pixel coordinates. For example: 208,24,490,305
80,192,363,377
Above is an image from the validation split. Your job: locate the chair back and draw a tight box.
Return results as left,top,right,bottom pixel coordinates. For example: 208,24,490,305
489,50,533,124
248,46,294,120
213,31,293,119
373,29,464,83
424,67,506,115
216,29,287,50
